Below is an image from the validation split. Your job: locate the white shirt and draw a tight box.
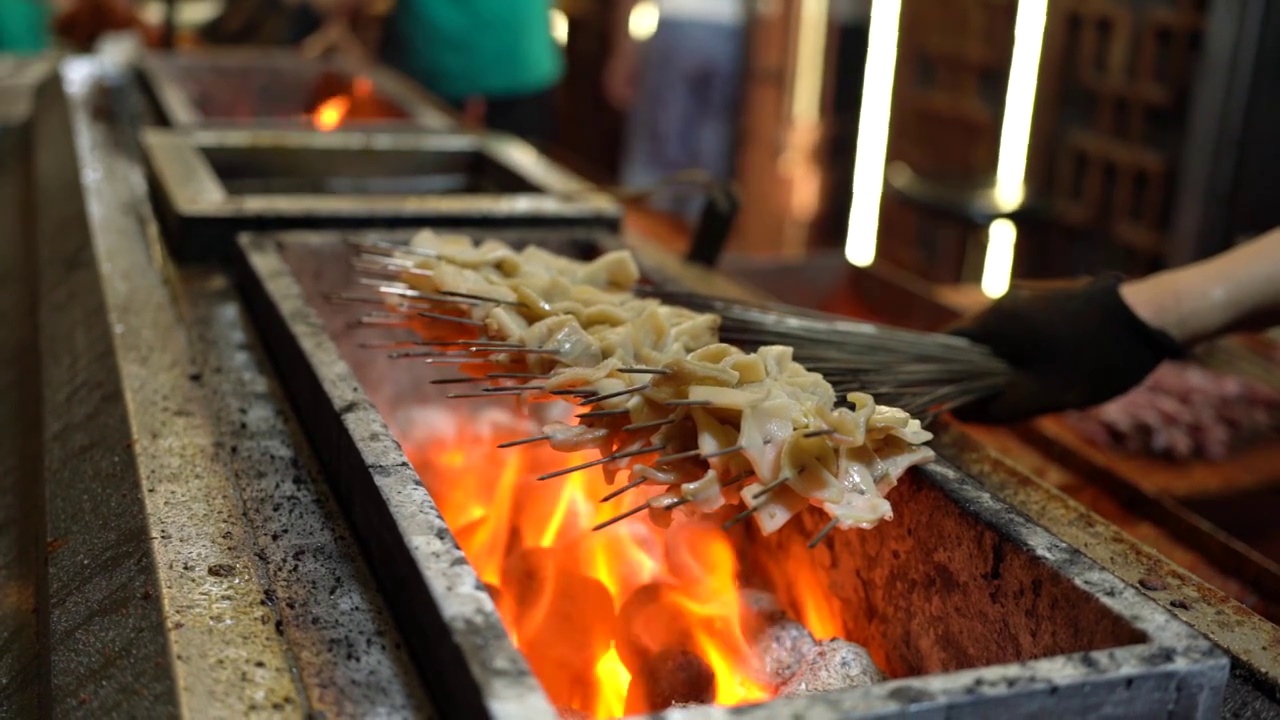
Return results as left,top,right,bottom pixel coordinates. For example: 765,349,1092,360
656,0,747,26
830,0,872,25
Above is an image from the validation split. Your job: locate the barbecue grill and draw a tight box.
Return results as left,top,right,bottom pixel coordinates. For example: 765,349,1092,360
0,53,57,720
231,227,1228,719
17,53,1280,720
139,47,456,132
140,127,621,261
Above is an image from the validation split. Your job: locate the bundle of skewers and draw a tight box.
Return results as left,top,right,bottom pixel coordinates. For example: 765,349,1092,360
337,231,1012,545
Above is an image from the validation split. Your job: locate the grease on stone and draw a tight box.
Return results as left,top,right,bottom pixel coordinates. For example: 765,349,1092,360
1138,576,1167,592
207,563,237,578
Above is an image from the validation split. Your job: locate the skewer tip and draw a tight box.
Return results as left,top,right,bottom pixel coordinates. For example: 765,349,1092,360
592,502,648,531
807,517,840,548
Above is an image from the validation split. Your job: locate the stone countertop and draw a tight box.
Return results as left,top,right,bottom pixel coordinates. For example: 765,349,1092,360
32,55,432,718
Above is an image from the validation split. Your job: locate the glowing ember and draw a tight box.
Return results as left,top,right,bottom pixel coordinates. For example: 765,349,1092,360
397,403,844,718
353,74,374,99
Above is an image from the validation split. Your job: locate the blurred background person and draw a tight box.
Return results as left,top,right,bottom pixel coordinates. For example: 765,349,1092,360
297,0,565,146
605,0,748,222
0,0,51,53
383,0,563,145
2,0,155,54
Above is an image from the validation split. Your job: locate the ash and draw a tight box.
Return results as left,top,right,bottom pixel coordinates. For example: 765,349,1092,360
778,638,885,697
753,620,817,686
562,592,885,718
743,589,885,698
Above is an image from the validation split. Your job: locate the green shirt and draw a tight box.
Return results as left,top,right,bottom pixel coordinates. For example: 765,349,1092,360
0,0,50,54
388,0,564,103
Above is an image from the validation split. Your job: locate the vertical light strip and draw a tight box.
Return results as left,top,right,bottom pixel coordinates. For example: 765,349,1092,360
791,0,831,123
844,0,903,267
628,0,661,42
550,8,569,47
980,218,1018,297
981,0,1049,297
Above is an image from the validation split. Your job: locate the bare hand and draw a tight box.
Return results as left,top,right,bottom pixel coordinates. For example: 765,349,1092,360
299,18,368,61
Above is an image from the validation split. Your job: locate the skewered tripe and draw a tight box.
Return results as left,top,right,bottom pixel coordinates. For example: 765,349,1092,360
356,231,937,541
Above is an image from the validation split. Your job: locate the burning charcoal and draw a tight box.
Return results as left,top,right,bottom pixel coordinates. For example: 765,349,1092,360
624,647,716,715
752,619,817,687
555,706,592,720
778,638,884,697
500,547,556,610
614,583,696,676
519,572,617,664
503,560,618,707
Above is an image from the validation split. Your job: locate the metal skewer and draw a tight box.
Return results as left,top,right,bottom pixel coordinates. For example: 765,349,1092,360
591,503,648,532
417,311,486,327
592,471,753,531
359,240,1003,548
577,407,631,419
662,398,712,407
807,517,840,548
497,434,550,449
536,443,666,482
599,475,649,503
722,476,792,529
447,390,524,398
622,417,678,433
579,383,651,405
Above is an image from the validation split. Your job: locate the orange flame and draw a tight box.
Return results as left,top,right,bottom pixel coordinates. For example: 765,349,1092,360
401,404,838,717
756,537,846,641
312,94,352,132
311,75,374,132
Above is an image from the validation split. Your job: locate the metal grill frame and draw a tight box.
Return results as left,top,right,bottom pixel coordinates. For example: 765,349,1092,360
139,48,457,132
140,127,622,261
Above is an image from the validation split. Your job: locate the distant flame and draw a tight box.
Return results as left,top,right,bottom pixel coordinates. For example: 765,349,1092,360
398,402,820,717
311,74,373,132
312,95,351,132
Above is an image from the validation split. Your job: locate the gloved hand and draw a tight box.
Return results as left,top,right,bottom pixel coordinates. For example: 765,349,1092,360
947,274,1185,424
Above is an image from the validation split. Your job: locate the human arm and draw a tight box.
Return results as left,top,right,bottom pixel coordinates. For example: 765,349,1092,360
1120,226,1280,345
948,227,1280,424
603,0,640,110
298,0,382,61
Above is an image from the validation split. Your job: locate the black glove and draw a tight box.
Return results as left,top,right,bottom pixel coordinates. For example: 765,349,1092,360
947,274,1185,424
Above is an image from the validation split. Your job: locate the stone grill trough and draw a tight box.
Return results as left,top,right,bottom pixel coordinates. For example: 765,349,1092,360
139,128,621,262
138,48,455,132
231,227,1229,720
